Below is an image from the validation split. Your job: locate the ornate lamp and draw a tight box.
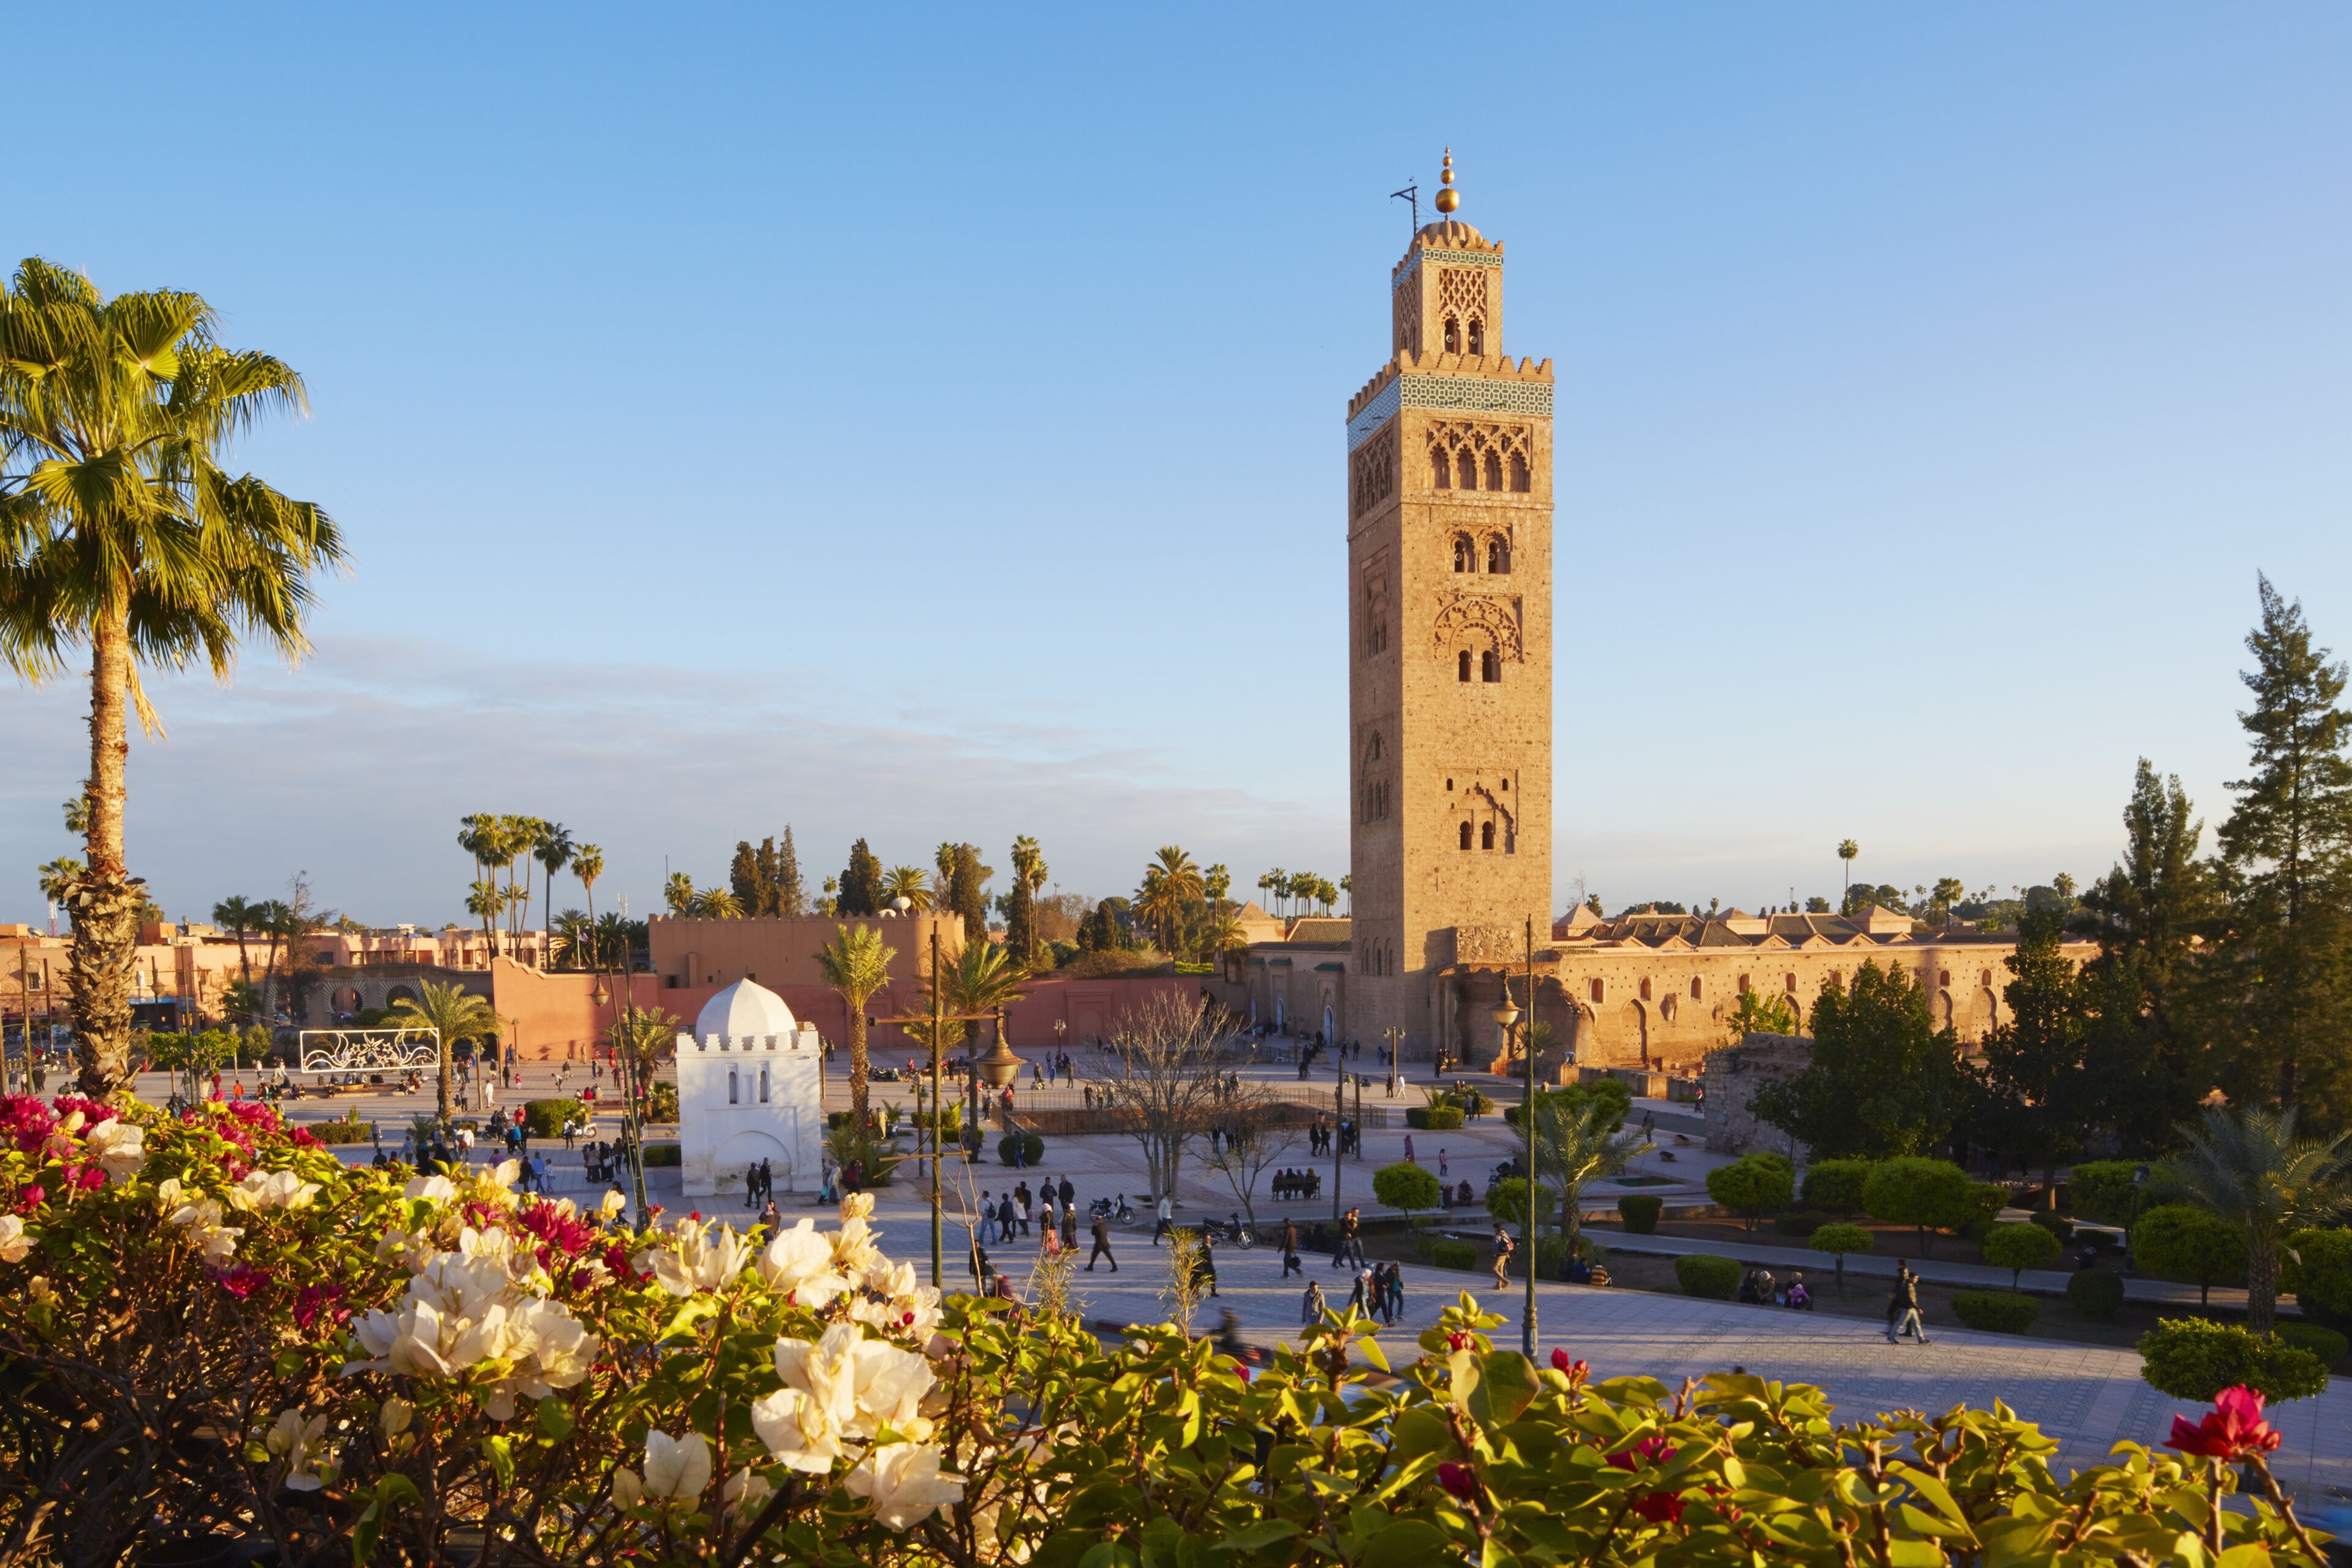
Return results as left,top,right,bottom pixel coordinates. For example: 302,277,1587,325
974,1008,1024,1090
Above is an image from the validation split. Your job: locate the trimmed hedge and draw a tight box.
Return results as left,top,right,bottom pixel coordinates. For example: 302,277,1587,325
2138,1317,2329,1403
1774,1208,1835,1238
1675,1254,1740,1300
642,1143,681,1168
1799,1159,1873,1213
2067,1268,2125,1322
522,1098,590,1139
996,1131,1045,1166
1428,1239,1477,1270
1950,1291,2041,1335
2028,1210,2075,1243
1407,1106,1466,1131
1617,1195,1663,1234
303,1111,374,1146
2273,1322,2349,1370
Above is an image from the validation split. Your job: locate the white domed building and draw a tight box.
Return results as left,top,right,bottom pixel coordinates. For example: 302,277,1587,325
674,979,825,1199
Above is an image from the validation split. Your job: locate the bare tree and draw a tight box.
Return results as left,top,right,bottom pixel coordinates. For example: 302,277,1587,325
1194,1089,1302,1229
1083,991,1233,1207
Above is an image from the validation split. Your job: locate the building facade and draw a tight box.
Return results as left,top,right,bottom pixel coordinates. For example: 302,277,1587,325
1345,155,1555,1059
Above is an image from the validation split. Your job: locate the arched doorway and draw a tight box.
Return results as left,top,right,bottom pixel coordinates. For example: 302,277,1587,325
1620,1001,1649,1068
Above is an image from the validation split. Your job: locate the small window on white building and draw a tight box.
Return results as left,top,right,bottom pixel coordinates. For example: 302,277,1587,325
728,1067,739,1105
759,1065,770,1103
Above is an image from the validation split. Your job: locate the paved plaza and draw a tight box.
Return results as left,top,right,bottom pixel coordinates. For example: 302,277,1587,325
143,1052,2352,1510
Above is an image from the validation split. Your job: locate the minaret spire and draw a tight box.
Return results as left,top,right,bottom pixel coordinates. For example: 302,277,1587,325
1434,148,1460,217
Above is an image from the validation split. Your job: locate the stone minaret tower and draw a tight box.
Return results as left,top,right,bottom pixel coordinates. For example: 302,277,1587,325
1345,152,1555,1057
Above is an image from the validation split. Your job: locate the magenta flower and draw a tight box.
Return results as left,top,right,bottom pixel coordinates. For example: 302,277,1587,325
2165,1385,2283,1461
1436,1461,1479,1501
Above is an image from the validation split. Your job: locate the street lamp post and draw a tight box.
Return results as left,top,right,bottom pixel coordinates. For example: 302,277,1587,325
589,968,650,1227
1382,1025,1404,1098
873,923,995,1289
1491,960,1532,1357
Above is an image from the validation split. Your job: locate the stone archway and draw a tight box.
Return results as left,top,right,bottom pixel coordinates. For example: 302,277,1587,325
715,1129,793,1193
1968,988,1998,1041
1619,1001,1649,1068
1937,990,1956,1033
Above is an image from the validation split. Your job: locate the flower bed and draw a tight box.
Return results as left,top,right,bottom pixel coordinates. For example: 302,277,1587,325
0,1091,2332,1565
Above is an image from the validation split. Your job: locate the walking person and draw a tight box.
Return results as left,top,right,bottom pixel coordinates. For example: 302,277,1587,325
1061,1199,1077,1253
1280,1217,1302,1278
998,1191,1018,1245
1087,1208,1118,1272
1887,1262,1931,1344
1153,1193,1174,1246
1491,1221,1516,1288
1194,1231,1219,1298
1301,1278,1326,1327
1403,1133,1415,1165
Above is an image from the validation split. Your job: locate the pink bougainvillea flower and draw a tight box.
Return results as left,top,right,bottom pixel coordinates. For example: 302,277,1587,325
517,1200,598,1259
214,1262,273,1299
69,1164,107,1192
1551,1349,1591,1382
288,1127,322,1149
292,1284,346,1331
0,1096,58,1155
15,1185,45,1213
50,1094,116,1127
1436,1461,1479,1501
1608,1434,1684,1522
2165,1385,2283,1461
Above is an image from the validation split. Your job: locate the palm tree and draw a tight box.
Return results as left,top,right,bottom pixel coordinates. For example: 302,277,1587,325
532,823,573,953
211,895,262,987
883,865,934,911
37,857,83,904
1837,839,1860,913
571,843,605,967
254,899,293,1000
2160,1104,2352,1332
1144,846,1203,954
0,261,343,1095
690,888,742,919
816,923,896,1126
387,978,502,1119
594,913,633,973
1257,869,1285,919
940,936,1030,1069
665,873,696,918
464,881,505,961
1532,1095,1654,1264
549,910,592,970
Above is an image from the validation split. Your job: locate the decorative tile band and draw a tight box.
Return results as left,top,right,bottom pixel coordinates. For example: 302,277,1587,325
1392,248,1504,290
1345,374,1553,451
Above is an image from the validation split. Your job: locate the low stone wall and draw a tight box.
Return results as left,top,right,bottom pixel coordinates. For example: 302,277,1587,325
1698,1033,1811,1159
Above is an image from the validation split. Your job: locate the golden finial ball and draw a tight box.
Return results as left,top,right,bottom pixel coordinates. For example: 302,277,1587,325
1434,148,1460,213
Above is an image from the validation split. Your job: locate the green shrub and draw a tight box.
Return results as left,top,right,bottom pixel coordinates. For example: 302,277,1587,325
1708,1154,1795,1231
1810,1223,1875,1285
642,1143,681,1168
2137,1317,2329,1403
2028,1210,2074,1243
522,1098,590,1139
1616,1194,1662,1234
1774,1208,1834,1238
1483,1177,1559,1229
1428,1239,1477,1270
1862,1158,1973,1257
1407,1106,1465,1131
304,1110,373,1146
2067,1268,2125,1322
1675,1254,1740,1300
1950,1291,2041,1335
1800,1159,1874,1213
2133,1205,2250,1308
2273,1322,2349,1370
1980,1222,2064,1288
2282,1227,2352,1333
1504,1079,1632,1133
1534,1233,1606,1276
1373,1161,1442,1217
2068,1161,2144,1226
995,1131,1044,1166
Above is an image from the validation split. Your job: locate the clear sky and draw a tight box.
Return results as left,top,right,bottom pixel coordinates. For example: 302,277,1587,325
6,4,2350,929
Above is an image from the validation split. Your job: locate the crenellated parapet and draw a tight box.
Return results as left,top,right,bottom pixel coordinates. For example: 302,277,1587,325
674,1023,823,1054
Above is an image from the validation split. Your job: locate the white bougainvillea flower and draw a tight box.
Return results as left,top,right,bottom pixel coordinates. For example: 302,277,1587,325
0,1215,31,1264
772,1322,862,1428
167,1198,244,1264
750,1385,845,1474
82,1118,145,1180
642,1430,713,1500
600,1188,628,1219
266,1408,334,1491
638,1218,752,1299
723,1465,775,1523
840,1193,875,1222
758,1219,851,1304
845,1336,937,1441
346,1239,600,1418
404,1174,459,1204
846,1441,965,1531
154,1177,184,1211
231,1169,321,1213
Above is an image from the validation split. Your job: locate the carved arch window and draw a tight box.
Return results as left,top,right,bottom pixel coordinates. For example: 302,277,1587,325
1458,821,1472,851
1480,649,1500,683
1443,315,1460,354
1431,447,1450,489
1509,450,1531,491
1458,650,1472,683
1455,449,1477,491
1690,976,1703,1000
1485,535,1510,574
1639,977,1653,1001
1480,821,1495,850
1482,449,1502,491
1453,535,1475,573
1466,318,1484,356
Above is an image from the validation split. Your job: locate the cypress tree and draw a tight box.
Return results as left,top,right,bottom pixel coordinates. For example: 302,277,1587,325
777,827,805,916
729,840,767,916
753,837,782,915
949,843,990,940
838,839,884,917
1005,876,1036,966
2214,577,2352,1114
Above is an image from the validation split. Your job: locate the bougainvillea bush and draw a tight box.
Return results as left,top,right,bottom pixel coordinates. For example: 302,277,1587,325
0,1093,2334,1566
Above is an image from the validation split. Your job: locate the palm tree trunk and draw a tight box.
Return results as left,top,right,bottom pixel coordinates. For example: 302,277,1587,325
849,1010,870,1126
2248,1239,2278,1334
70,606,138,1097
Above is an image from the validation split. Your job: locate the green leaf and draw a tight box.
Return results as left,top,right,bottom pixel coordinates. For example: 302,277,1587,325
1468,1352,1540,1425
1883,1542,1943,1568
1358,1335,1391,1373
1209,1521,1304,1553
535,1395,575,1442
483,1433,515,1488
1890,1463,1964,1526
1389,1406,1457,1463
1077,1545,1140,1568
658,1295,722,1341
1362,1520,1452,1568
1141,1515,1185,1568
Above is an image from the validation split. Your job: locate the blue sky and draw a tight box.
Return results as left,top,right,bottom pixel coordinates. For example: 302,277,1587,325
6,4,2350,927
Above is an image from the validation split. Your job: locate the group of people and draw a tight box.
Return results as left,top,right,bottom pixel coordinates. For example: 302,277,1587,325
741,1158,779,1210
1738,1267,1813,1309
1268,1167,1321,1201
1306,1117,1357,1158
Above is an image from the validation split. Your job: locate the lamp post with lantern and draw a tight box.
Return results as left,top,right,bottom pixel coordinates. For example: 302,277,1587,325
1491,922,1539,1356
589,971,650,1226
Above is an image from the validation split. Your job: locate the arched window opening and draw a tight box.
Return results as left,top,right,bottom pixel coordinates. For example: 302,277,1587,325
1458,650,1472,682
1482,450,1502,491
1738,973,1752,995
1453,535,1474,573
1456,449,1477,490
1640,977,1653,1001
1432,448,1450,489
1486,536,1509,573
1784,973,1798,993
1480,649,1499,682
1691,976,1703,1000
1442,315,1460,354
1480,821,1496,850
727,1068,739,1105
1466,318,1485,356
759,1065,770,1103
1459,821,1473,851
1589,979,1605,1003
1509,451,1531,492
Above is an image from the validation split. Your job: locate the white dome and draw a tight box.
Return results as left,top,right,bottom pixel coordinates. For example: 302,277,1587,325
694,979,797,1040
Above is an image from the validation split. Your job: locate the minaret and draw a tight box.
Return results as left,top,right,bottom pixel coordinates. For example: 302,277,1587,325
1346,151,1555,1058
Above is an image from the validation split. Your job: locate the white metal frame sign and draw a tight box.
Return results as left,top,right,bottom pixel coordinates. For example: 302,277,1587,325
296,1028,440,1074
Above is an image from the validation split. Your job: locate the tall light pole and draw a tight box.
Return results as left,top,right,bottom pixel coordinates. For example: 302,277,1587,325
874,918,993,1289
1490,948,1532,1357
1382,1025,1404,1098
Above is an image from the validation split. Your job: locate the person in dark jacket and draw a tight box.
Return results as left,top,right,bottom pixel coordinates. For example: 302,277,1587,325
1887,1262,1929,1344
1087,1210,1118,1272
